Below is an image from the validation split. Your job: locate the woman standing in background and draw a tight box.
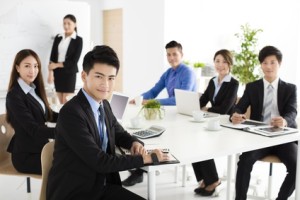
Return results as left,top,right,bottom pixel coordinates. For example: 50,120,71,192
6,49,57,174
48,14,83,104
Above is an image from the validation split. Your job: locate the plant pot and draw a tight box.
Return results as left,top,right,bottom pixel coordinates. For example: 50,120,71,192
193,68,202,78
144,108,159,120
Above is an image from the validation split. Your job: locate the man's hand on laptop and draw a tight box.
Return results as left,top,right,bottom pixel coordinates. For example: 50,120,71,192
130,142,146,155
142,149,170,164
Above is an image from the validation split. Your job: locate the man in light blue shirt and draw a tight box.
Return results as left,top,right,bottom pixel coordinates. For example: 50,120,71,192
123,41,197,186
130,40,197,106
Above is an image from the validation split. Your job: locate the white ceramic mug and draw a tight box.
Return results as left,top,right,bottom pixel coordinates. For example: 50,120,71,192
207,118,221,130
130,117,142,128
134,95,144,106
192,110,205,121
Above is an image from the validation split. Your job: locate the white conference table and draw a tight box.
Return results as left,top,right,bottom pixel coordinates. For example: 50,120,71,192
123,105,300,200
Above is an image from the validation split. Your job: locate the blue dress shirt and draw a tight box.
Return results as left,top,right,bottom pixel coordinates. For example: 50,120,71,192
82,89,107,150
142,63,197,105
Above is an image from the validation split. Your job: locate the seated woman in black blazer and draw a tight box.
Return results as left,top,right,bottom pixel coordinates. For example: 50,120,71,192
6,49,57,175
192,49,239,196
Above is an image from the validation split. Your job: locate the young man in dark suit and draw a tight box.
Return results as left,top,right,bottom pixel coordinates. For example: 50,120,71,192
231,46,297,200
46,45,168,200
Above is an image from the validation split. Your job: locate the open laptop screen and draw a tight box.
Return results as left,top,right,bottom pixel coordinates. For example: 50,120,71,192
109,92,129,121
175,89,201,116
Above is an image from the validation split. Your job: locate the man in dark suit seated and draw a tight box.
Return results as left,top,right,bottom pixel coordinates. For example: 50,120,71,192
231,46,297,200
46,45,169,200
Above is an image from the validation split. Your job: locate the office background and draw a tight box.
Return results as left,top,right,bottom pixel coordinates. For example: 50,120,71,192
1,0,299,98
0,1,298,199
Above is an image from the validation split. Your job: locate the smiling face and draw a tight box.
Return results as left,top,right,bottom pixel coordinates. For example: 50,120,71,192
63,18,76,36
82,63,117,102
214,54,230,78
166,47,183,68
261,55,280,82
16,55,39,85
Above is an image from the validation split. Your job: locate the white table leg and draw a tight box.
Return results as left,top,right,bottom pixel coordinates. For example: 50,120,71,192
148,171,156,200
227,155,233,200
174,166,178,183
295,139,300,200
182,164,187,187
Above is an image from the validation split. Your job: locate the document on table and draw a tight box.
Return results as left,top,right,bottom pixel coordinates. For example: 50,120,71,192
221,120,298,137
221,119,267,130
244,125,298,137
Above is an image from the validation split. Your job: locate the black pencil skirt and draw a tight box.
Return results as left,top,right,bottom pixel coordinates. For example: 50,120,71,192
54,71,77,93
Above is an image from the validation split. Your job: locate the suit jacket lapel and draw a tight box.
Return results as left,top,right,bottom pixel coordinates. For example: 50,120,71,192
214,82,228,103
258,79,264,115
103,102,114,153
66,38,76,58
277,79,283,111
26,93,46,120
77,90,101,146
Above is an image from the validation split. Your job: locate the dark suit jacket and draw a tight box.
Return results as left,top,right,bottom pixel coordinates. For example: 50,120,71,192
47,90,144,200
200,76,239,114
233,79,297,128
6,83,56,154
50,34,83,74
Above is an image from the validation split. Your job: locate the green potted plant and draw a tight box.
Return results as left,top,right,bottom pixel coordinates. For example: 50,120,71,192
232,23,263,85
183,60,191,66
139,99,164,120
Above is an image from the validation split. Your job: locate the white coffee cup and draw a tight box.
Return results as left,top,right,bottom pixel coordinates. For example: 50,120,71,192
192,110,205,121
130,117,142,128
207,118,221,131
134,95,144,106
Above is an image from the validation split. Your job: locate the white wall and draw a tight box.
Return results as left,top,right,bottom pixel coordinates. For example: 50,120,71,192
0,0,90,91
100,0,166,98
2,0,300,99
164,0,300,90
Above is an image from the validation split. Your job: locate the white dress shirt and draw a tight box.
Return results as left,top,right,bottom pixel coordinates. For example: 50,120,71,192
57,31,77,62
18,78,45,113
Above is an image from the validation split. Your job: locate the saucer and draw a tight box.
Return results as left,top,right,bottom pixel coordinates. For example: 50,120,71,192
190,119,205,123
204,126,222,131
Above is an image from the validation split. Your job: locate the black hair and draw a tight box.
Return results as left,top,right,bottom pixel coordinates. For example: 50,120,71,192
214,49,233,71
258,46,282,64
82,45,120,74
64,14,77,33
165,40,183,53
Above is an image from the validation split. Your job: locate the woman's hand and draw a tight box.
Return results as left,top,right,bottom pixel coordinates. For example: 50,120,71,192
48,62,63,70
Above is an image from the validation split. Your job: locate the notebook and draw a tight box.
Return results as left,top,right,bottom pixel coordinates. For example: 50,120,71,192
109,92,129,122
174,89,219,118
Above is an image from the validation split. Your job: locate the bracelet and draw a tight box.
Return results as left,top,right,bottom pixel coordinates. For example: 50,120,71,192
150,153,159,165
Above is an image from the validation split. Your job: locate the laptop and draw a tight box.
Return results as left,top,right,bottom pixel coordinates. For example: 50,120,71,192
109,92,129,122
174,89,220,118
175,89,201,116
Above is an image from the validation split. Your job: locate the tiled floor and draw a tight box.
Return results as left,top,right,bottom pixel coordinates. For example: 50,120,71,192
0,158,295,200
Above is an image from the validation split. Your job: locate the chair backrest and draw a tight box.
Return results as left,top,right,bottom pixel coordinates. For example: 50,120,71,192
39,141,55,200
0,114,15,163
